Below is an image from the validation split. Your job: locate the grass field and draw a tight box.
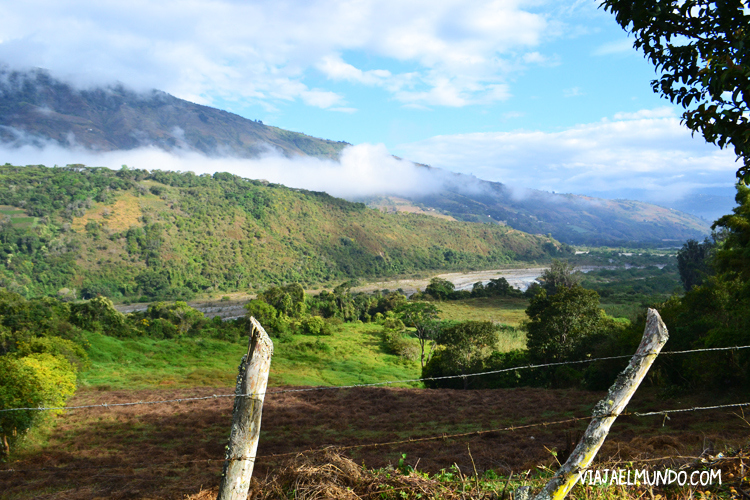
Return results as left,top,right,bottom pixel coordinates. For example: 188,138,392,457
81,310,531,391
436,296,528,326
81,323,425,390
0,205,37,229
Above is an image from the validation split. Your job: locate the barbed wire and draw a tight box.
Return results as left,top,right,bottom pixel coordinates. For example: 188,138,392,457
2,400,749,475
634,401,750,417
2,344,749,414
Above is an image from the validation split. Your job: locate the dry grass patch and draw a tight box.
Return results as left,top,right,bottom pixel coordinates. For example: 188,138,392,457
71,193,144,232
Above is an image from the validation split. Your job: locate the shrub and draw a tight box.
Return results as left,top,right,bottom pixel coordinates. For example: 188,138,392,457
0,353,77,456
300,316,330,336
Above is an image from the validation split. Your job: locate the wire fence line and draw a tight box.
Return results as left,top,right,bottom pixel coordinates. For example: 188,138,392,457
2,401,748,476
3,344,749,414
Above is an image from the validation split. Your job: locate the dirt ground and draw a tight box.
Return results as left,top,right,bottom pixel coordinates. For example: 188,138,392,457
1,386,748,499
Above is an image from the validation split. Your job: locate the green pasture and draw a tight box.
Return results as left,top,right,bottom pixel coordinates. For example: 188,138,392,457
80,322,425,389
80,304,531,390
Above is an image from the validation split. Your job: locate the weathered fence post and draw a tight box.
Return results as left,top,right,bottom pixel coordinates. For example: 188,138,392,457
528,308,669,500
217,317,274,500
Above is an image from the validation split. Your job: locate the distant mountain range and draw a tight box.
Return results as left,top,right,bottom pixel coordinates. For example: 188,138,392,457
0,67,710,246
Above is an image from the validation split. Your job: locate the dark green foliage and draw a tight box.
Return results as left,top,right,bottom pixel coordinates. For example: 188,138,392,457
69,296,132,337
601,0,750,183
396,302,442,368
423,321,498,389
655,185,750,389
470,277,523,299
425,278,455,300
712,183,750,280
525,285,614,364
677,238,715,290
300,316,330,336
259,283,307,318
380,317,418,360
143,301,206,337
537,259,579,295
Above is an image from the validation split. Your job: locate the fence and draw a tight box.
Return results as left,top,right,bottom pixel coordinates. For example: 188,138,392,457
1,313,750,499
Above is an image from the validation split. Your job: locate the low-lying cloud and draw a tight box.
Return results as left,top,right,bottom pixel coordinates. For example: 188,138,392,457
0,141,447,199
396,107,739,204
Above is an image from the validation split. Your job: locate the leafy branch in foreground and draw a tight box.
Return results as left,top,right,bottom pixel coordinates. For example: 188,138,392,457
601,0,750,183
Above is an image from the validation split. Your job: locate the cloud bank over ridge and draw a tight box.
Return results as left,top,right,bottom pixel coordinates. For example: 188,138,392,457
0,141,447,199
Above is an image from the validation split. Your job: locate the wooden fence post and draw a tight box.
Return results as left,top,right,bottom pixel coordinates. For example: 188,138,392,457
217,317,274,500
528,308,669,500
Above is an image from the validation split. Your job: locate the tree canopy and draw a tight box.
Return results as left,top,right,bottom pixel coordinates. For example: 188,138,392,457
601,0,750,183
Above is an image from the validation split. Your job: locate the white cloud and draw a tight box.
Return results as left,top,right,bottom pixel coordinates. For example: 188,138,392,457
563,86,583,97
0,141,446,199
0,0,553,109
593,38,636,56
397,107,739,203
316,55,392,86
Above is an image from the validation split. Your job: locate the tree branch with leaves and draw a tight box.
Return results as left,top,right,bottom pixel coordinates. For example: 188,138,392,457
601,0,750,184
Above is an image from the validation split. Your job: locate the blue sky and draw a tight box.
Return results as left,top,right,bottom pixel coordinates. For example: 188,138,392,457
0,0,739,206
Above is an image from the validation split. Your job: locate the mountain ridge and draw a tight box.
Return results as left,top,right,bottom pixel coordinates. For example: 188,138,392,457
0,66,710,245
0,67,348,159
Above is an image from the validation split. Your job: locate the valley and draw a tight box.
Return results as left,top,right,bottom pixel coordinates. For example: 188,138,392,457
0,67,746,500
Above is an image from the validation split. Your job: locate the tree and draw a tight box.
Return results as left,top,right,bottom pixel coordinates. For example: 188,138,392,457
601,0,750,183
259,283,306,317
525,285,611,363
677,238,715,290
712,183,750,280
425,277,455,300
396,302,442,368
0,353,77,457
422,321,498,389
538,259,579,295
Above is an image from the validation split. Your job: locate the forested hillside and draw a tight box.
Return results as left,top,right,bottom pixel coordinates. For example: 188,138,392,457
0,164,564,300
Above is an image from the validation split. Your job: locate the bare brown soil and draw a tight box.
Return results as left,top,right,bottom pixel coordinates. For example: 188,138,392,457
1,386,748,499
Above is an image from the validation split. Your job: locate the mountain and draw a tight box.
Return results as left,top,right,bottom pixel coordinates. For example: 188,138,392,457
0,164,563,299
360,172,710,246
0,67,710,245
0,67,348,159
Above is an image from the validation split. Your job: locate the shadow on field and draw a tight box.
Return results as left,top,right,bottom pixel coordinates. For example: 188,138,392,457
1,386,747,499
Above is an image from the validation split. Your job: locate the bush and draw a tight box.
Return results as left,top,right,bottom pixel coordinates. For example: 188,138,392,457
300,316,330,336
0,353,77,456
70,296,132,337
142,317,179,339
292,339,332,354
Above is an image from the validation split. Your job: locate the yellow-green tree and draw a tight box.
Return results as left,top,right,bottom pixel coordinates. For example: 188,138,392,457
0,353,77,457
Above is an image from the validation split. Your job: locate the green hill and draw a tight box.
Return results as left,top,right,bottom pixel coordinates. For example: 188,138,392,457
0,164,564,299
